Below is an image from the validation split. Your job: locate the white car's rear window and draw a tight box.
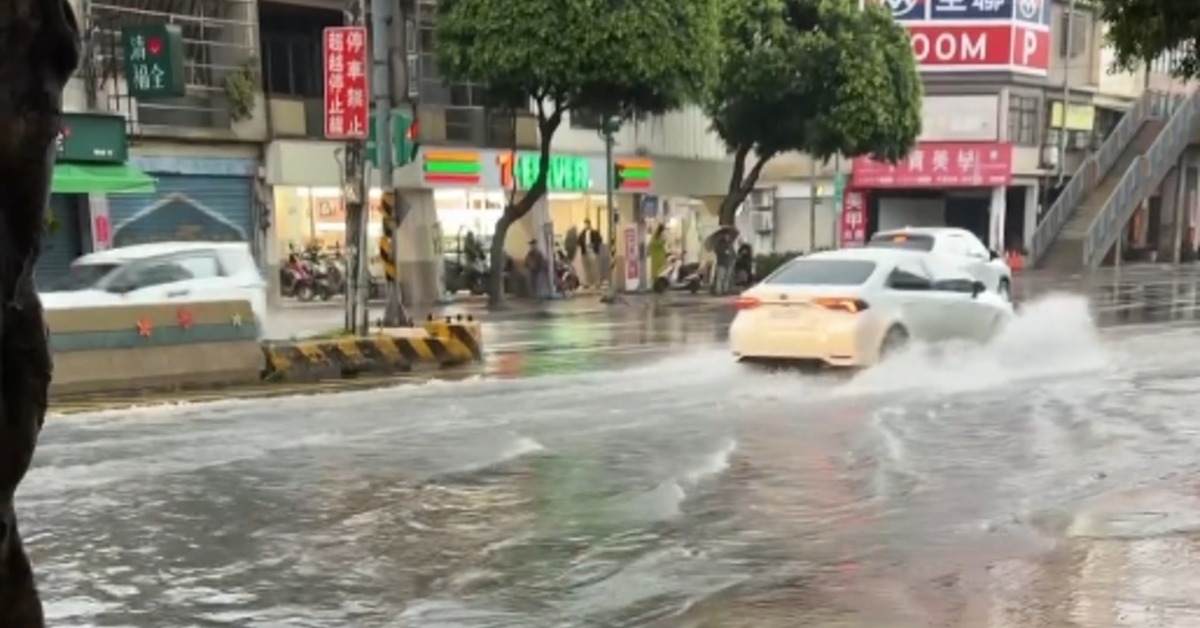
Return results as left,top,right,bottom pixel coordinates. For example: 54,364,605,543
867,233,935,252
765,259,877,285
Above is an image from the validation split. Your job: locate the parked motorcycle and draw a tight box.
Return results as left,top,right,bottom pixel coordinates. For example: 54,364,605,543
554,249,580,295
653,253,704,294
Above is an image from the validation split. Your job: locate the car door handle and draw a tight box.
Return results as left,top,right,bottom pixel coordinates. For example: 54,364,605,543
166,289,190,298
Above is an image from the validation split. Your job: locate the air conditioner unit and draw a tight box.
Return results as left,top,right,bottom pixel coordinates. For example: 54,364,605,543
1070,131,1091,150
752,211,774,233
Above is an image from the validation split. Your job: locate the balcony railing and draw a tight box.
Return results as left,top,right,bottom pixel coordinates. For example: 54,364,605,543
87,0,258,134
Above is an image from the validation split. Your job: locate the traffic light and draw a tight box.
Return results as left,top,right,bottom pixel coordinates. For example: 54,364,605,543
613,161,626,189
395,114,422,166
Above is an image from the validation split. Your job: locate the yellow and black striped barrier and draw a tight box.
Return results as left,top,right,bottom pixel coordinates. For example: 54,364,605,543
379,190,397,284
261,320,483,381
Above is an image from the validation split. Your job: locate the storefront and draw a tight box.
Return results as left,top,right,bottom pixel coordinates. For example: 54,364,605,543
107,154,258,249
844,142,1032,250
40,112,156,286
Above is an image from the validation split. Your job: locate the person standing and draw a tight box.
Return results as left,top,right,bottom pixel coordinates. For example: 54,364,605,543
578,219,601,288
649,223,668,283
524,239,549,300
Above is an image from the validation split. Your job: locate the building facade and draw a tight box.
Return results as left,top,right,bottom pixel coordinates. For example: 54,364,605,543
44,0,267,288
746,0,1196,259
261,0,734,303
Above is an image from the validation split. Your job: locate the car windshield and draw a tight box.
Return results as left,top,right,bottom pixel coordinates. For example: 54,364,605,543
44,262,121,291
866,233,936,252
765,259,877,285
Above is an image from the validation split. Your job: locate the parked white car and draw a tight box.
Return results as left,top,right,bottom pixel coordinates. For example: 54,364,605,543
866,227,1013,300
39,242,269,333
729,248,1012,368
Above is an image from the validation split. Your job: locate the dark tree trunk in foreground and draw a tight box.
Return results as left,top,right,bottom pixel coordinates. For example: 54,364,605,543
0,0,81,625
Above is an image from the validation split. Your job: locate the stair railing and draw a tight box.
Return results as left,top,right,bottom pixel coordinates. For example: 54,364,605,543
1084,90,1200,267
1029,90,1158,266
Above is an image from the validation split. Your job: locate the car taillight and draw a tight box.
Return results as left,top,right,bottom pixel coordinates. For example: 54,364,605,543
814,297,868,313
734,296,761,310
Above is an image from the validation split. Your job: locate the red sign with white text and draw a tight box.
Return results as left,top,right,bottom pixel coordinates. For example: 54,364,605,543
851,142,1013,188
323,26,369,139
906,23,1049,74
840,190,867,247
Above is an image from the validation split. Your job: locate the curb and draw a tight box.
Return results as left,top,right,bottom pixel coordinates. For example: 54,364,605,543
261,320,482,381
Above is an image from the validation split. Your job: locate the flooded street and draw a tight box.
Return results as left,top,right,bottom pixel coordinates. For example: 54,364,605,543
23,269,1200,627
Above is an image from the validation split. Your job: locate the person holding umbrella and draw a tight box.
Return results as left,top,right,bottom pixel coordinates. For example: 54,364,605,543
706,226,739,295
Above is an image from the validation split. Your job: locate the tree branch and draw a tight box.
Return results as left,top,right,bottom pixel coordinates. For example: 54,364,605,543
727,144,751,196
738,151,774,197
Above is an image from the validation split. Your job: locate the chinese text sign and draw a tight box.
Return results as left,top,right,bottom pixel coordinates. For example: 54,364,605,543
850,143,1014,188
323,26,370,140
840,191,867,247
122,24,186,99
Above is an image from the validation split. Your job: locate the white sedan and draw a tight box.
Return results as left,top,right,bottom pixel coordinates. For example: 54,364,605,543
729,248,1012,368
866,227,1013,300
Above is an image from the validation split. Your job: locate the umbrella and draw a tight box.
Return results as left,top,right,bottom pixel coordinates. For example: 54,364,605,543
704,225,739,251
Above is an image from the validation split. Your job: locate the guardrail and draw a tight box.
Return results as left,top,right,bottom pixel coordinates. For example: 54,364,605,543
1029,91,1161,266
1084,91,1200,267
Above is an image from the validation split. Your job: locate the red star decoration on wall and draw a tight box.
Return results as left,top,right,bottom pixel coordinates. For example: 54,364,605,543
176,308,194,330
136,316,153,337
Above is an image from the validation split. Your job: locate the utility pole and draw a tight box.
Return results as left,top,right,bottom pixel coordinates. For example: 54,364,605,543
1057,0,1077,184
600,116,624,305
808,158,818,251
371,0,409,326
342,0,368,334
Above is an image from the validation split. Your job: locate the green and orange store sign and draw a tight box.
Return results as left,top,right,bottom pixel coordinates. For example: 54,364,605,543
421,148,654,193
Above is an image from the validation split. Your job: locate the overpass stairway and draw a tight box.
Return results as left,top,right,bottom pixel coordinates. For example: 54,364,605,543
1029,91,1182,272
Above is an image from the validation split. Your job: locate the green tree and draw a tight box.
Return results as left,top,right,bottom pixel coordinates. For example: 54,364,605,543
436,0,721,305
1098,0,1200,77
706,0,922,225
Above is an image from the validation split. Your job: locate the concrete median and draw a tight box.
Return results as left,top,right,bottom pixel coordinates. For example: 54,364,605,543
48,300,264,396
261,319,483,381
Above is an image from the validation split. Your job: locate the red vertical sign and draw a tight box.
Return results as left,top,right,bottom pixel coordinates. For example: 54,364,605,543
840,190,867,247
323,26,369,140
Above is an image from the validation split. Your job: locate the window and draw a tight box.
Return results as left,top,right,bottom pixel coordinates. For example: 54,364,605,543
764,259,877,286
866,232,935,252
1058,9,1091,59
172,254,223,279
115,260,193,291
886,261,932,290
1007,95,1039,146
919,256,975,292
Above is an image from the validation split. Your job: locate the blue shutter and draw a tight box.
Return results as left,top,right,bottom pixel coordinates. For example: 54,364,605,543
108,174,254,247
35,194,83,289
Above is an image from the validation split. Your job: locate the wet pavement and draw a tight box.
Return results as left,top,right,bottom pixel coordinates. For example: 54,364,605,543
26,265,1200,626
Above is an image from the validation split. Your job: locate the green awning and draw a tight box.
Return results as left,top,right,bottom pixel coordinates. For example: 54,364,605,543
52,163,156,195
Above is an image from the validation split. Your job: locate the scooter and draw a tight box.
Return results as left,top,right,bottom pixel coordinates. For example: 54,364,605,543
653,254,704,294
554,249,580,295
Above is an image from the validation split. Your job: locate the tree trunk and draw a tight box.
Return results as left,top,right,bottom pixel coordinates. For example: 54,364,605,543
718,194,743,227
718,145,773,227
487,212,515,308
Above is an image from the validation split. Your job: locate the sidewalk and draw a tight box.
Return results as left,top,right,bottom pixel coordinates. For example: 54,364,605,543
423,291,735,322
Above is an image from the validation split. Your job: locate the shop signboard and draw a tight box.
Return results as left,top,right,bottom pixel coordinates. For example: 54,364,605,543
57,113,128,164
850,142,1013,188
323,26,369,140
874,0,1050,75
623,224,640,291
839,191,866,247
121,24,186,98
498,153,592,191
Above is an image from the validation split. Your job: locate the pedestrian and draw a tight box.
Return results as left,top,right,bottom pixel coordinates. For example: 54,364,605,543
578,219,601,287
649,223,668,282
524,239,549,300
711,231,736,295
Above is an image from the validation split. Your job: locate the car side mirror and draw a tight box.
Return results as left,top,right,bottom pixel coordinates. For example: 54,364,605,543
971,280,987,297
989,250,1000,260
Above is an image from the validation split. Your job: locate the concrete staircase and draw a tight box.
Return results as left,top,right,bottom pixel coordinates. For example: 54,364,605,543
1037,120,1164,272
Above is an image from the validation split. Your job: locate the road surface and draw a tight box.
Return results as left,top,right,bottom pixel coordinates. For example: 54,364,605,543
25,267,1200,627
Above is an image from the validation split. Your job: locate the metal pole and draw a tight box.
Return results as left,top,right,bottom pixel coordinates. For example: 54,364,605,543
1057,0,1077,184
602,123,618,302
808,158,817,251
372,0,406,326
